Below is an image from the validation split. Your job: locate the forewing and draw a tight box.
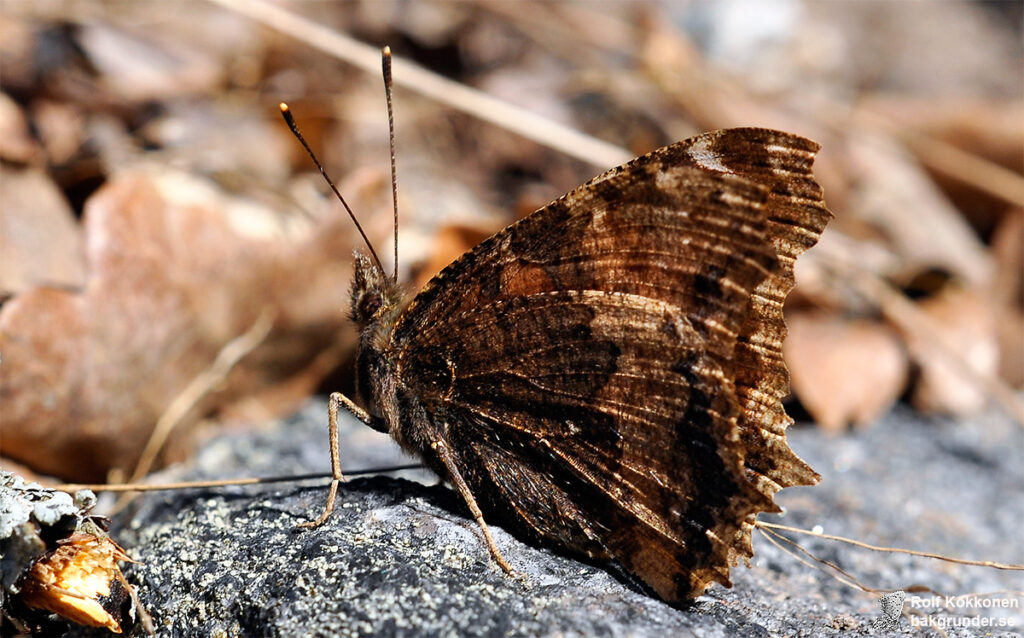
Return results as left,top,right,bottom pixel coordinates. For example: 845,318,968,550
689,130,832,495
393,129,830,601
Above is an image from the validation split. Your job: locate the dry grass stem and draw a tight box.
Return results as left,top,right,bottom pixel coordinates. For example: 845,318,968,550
756,522,1024,571
859,108,1024,208
116,310,275,509
54,464,423,494
206,0,633,169
756,525,874,593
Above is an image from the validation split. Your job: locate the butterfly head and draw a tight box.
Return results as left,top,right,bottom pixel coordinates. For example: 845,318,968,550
350,251,402,327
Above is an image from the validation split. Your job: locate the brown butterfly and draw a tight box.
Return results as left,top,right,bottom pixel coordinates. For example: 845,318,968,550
287,52,831,604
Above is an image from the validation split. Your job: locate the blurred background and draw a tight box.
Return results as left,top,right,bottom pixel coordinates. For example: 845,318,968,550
1,0,1021,485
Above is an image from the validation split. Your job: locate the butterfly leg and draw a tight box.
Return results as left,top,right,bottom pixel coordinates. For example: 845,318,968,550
300,392,390,527
299,392,358,528
335,391,390,434
431,440,517,576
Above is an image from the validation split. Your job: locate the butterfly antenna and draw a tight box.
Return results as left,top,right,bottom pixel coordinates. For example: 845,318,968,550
382,46,399,282
279,103,386,278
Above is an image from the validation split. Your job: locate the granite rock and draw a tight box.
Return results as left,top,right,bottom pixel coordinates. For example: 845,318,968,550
68,402,1023,637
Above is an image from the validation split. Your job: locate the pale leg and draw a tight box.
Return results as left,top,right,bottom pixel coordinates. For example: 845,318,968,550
298,392,373,528
431,440,516,575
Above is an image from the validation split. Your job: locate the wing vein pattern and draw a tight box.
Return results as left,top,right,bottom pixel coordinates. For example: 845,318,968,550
392,128,831,601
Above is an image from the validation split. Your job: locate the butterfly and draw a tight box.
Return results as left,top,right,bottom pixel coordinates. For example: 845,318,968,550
298,119,832,603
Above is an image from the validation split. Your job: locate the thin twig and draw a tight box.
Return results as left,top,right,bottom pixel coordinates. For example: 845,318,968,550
757,523,1017,638
759,525,881,593
756,526,872,593
54,464,425,494
124,310,275,487
205,0,633,170
115,568,155,635
756,522,1024,571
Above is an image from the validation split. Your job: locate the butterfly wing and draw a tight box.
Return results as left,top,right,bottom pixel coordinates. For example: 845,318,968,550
391,128,831,601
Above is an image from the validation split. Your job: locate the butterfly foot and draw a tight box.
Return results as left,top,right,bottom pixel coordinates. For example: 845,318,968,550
297,478,340,530
491,547,516,577
492,554,531,589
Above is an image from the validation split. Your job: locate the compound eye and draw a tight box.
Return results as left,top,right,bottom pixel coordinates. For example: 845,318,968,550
357,293,382,320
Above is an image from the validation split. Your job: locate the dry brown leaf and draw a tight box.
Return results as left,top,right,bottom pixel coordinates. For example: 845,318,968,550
18,534,131,633
410,224,495,292
785,313,909,431
908,287,1000,415
0,92,39,163
991,209,1024,388
0,456,46,483
996,307,1024,390
31,99,86,166
0,166,86,296
0,170,358,482
0,16,38,95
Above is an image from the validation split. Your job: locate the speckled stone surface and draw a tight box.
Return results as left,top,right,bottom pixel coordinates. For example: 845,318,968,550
69,401,1023,637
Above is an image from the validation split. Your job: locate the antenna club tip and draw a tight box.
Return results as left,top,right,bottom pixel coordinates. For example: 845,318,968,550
382,45,391,56
279,102,290,113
